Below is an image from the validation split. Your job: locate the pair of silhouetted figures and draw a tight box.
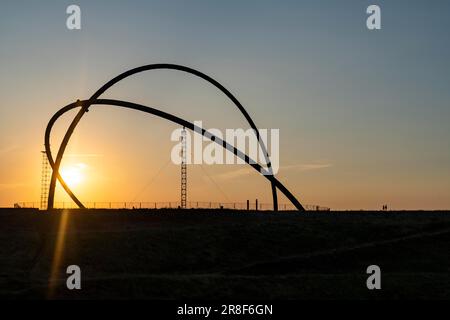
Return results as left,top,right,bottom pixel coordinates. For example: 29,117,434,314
382,205,388,211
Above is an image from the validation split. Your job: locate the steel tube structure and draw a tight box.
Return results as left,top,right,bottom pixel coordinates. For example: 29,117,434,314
45,64,302,210
45,99,305,210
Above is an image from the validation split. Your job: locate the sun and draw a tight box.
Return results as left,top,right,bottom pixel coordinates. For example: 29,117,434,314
60,163,86,187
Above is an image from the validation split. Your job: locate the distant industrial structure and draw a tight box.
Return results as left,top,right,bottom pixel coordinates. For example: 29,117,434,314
40,151,50,210
180,127,187,209
39,127,190,211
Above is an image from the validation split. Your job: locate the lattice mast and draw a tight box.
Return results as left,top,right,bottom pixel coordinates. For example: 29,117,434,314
40,151,51,210
180,127,187,208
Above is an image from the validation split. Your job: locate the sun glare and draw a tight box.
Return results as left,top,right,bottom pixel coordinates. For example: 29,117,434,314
60,163,86,187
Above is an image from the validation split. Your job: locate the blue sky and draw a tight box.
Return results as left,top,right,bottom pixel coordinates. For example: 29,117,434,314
1,0,449,209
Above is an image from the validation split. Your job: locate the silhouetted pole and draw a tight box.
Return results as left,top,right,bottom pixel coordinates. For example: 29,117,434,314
256,199,258,211
247,200,249,210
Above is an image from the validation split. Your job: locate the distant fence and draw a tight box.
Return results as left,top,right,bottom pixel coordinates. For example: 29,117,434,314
15,201,330,211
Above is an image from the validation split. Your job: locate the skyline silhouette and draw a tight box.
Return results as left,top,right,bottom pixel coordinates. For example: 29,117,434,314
1,1,450,210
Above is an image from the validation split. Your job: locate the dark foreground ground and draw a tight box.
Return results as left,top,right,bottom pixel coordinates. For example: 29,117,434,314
0,208,449,299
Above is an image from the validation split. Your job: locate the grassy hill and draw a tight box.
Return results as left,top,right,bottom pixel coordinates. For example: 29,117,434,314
1,208,449,299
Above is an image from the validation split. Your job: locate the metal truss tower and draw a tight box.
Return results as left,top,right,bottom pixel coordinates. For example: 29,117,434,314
180,127,187,209
40,151,50,210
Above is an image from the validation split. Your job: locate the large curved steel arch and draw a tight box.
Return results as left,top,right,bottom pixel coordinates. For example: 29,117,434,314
46,99,305,211
45,64,297,210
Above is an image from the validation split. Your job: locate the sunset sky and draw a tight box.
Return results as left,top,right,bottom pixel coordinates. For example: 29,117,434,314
1,0,450,210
